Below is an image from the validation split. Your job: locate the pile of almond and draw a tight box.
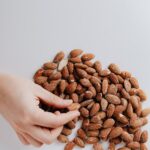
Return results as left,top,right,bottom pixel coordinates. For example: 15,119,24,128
34,49,149,150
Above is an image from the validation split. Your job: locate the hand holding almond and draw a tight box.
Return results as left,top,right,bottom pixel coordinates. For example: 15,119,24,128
0,74,80,147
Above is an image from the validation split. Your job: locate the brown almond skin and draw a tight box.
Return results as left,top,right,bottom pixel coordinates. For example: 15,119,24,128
127,141,140,149
88,123,102,130
80,107,89,118
80,78,92,87
43,62,57,70
105,94,121,105
81,53,95,61
64,142,75,150
102,78,109,95
67,121,76,129
34,76,47,85
109,63,121,74
76,68,88,78
53,51,65,63
86,137,99,144
77,128,87,140
109,127,123,139
70,49,83,58
67,103,80,111
103,118,115,128
57,134,69,143
93,143,103,150
124,79,131,92
121,71,131,79
62,127,72,136
107,104,115,118
69,57,82,63
140,130,148,143
90,103,100,116
61,66,69,79
99,128,111,141
87,130,99,137
74,137,85,148
66,82,77,94
121,131,133,143
137,89,147,101
109,73,119,84
129,77,139,89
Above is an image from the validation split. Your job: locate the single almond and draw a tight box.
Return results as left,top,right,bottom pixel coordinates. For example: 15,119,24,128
105,94,121,105
53,51,65,63
109,63,121,74
70,49,83,58
81,53,95,61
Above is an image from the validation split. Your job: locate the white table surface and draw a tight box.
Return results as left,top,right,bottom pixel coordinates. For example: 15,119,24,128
0,0,150,150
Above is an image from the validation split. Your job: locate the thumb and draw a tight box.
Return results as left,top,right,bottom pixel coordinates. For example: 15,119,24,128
34,84,72,108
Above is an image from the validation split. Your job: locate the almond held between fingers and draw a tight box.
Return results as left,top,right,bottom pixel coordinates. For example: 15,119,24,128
67,103,80,111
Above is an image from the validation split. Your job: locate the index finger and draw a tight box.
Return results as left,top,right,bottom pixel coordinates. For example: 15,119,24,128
33,109,80,128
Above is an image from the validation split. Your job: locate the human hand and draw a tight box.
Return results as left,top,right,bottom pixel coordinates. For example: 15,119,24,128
0,74,80,147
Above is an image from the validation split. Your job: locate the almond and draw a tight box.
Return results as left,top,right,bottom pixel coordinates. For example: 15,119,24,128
43,62,57,70
81,53,95,61
109,73,119,84
87,130,99,137
86,137,99,144
121,71,131,79
66,82,77,94
107,104,115,117
102,78,109,95
49,72,62,80
58,59,68,71
94,61,102,74
34,76,47,85
103,118,115,128
121,131,133,143
127,141,140,149
62,127,72,136
59,80,67,93
64,142,75,150
68,103,80,111
109,63,121,74
137,89,147,101
99,128,111,141
69,57,82,63
140,130,148,143
67,62,74,74
105,94,121,105
70,49,83,58
53,51,65,63
129,77,139,89
109,127,123,139
80,78,92,87
74,137,85,148
100,69,110,76
57,134,69,143
88,123,102,130
124,79,131,92
90,103,100,116
80,107,89,118
77,128,87,140
76,68,88,78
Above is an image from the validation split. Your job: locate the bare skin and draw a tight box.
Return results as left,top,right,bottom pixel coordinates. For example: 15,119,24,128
0,74,80,147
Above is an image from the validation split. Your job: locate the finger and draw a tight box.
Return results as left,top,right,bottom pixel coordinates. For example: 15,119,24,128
34,84,72,108
16,132,30,145
42,126,63,143
23,132,43,147
27,126,54,144
34,109,80,128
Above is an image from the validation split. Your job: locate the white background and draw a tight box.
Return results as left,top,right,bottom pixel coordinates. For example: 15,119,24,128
0,0,150,150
